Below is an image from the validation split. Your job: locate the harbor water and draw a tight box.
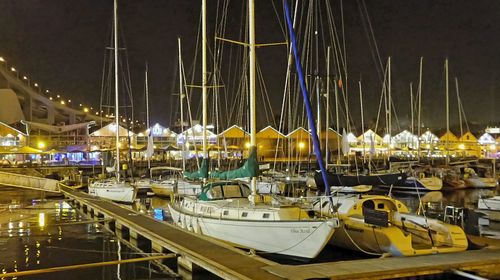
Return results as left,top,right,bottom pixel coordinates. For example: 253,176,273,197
1,184,499,278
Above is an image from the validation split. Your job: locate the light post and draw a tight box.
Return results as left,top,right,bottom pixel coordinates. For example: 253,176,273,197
10,67,19,79
34,82,41,93
23,75,31,87
0,57,6,70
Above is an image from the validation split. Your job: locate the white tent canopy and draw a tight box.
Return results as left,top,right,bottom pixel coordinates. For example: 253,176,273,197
90,122,135,137
478,133,496,145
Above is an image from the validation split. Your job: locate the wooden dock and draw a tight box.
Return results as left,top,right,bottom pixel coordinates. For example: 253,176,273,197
60,186,282,280
263,248,500,279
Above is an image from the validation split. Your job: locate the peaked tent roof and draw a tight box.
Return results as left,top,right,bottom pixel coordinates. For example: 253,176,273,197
478,133,495,145
420,130,439,143
180,124,216,138
320,128,341,139
357,129,383,142
90,122,135,137
459,131,478,142
144,123,177,137
439,130,459,142
218,125,249,138
256,126,285,139
286,127,311,140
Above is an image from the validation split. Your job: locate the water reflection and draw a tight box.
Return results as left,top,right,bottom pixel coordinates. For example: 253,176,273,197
0,186,173,280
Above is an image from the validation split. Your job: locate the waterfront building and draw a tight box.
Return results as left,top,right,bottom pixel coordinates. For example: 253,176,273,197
457,131,480,158
255,126,286,159
89,122,136,150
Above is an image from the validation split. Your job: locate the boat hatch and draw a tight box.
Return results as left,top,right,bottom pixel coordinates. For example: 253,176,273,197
363,208,389,227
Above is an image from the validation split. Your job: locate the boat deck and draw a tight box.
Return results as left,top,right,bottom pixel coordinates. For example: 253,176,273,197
263,248,500,279
60,186,282,280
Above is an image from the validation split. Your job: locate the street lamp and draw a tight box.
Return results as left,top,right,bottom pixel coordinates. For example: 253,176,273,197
23,75,31,87
0,57,6,70
10,67,19,78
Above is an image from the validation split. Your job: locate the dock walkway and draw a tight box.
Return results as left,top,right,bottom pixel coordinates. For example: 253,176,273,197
263,248,500,279
60,186,282,280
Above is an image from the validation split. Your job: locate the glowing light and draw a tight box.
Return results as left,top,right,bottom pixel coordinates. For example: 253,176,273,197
245,142,251,148
10,67,16,72
490,144,497,151
83,107,89,113
458,143,465,150
23,76,28,80
68,99,71,103
57,94,60,98
34,83,38,87
60,100,65,105
37,141,45,149
0,57,4,62
425,144,431,149
49,97,53,100
38,213,46,228
298,142,305,149
95,112,99,115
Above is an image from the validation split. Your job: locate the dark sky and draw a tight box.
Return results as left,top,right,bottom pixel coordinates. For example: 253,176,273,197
0,0,498,132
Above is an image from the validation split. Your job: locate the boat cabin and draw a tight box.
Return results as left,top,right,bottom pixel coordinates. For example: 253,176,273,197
199,181,251,201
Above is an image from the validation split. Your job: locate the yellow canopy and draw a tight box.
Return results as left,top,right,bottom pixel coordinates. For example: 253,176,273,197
1,146,45,154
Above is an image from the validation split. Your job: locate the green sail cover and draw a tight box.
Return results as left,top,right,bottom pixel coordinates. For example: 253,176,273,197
210,146,258,179
183,158,209,180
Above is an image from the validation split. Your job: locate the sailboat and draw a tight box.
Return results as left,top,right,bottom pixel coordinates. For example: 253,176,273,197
88,0,137,204
168,0,338,260
312,194,468,256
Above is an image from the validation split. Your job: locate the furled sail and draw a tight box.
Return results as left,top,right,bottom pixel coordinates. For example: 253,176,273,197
183,158,209,180
210,146,258,180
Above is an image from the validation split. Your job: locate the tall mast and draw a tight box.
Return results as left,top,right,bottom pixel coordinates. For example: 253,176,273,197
410,82,414,135
178,38,186,171
417,57,423,161
249,0,257,195
445,58,449,165
314,0,321,143
325,46,330,165
114,0,121,181
387,56,392,157
359,80,365,163
202,0,208,159
335,76,341,164
455,77,463,136
145,63,150,170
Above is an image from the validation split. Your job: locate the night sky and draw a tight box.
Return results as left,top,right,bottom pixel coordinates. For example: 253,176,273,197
0,0,498,133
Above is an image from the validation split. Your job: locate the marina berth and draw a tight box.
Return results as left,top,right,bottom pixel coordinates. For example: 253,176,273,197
168,180,338,259
312,194,468,256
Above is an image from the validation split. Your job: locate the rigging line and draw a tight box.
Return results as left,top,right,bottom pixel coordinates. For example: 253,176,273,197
274,0,299,171
374,62,388,134
363,0,384,76
357,0,383,82
181,48,200,168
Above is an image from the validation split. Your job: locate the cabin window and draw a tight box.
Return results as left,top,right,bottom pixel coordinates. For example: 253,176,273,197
223,185,242,198
322,201,329,208
263,213,270,219
240,185,251,197
223,210,229,216
241,212,248,217
206,185,223,200
377,203,385,209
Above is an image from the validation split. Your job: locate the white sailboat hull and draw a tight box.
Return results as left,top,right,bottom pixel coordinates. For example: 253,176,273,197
465,177,498,188
478,196,500,211
169,204,336,259
88,181,137,203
